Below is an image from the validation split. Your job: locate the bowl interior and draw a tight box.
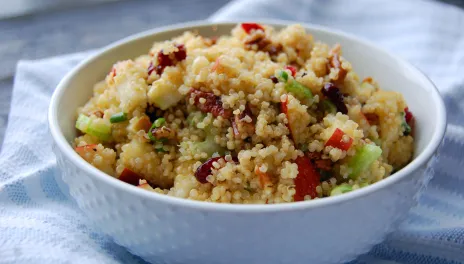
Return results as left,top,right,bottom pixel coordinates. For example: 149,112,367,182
51,21,445,207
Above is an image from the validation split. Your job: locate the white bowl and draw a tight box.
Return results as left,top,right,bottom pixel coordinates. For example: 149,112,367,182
48,20,446,264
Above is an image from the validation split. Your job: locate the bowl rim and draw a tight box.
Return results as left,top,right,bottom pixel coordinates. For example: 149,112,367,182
48,19,447,213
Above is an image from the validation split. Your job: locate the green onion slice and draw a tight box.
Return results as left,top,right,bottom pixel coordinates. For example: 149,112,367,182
110,112,127,123
276,70,313,100
148,117,166,142
277,70,289,82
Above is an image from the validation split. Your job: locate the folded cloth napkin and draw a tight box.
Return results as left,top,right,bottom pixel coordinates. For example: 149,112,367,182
1,0,463,263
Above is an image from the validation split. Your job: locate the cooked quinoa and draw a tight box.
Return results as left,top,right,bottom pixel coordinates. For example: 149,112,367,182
74,23,415,204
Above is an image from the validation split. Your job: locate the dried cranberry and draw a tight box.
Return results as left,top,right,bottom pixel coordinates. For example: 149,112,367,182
285,65,297,77
239,103,252,120
241,23,264,34
174,44,187,61
314,159,332,171
147,62,155,76
155,43,187,75
270,75,278,83
156,51,173,75
321,83,348,114
195,156,239,183
189,89,232,119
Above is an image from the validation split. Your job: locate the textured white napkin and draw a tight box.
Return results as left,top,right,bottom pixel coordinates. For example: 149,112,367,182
1,0,464,263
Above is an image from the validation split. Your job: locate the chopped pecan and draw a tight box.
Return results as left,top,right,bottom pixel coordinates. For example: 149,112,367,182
189,89,232,119
134,116,152,133
244,31,282,56
265,43,283,56
151,126,175,140
93,110,104,118
231,103,255,138
203,36,218,46
328,44,347,84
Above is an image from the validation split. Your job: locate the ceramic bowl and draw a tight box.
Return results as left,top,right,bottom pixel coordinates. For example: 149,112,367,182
48,20,446,264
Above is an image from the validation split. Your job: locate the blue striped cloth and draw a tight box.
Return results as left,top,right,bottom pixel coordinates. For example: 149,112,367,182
1,0,463,263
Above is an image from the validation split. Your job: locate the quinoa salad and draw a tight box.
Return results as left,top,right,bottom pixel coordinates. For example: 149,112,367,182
74,23,415,204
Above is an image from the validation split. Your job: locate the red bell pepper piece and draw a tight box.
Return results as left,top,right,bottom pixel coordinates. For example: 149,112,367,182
404,107,413,124
255,167,272,188
75,144,98,156
325,128,353,151
119,168,142,186
241,23,264,34
294,156,320,201
280,96,293,140
285,65,297,77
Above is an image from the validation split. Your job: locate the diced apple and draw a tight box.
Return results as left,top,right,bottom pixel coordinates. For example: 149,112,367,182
148,79,183,110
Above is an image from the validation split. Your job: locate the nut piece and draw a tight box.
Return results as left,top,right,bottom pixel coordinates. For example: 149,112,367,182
151,126,176,140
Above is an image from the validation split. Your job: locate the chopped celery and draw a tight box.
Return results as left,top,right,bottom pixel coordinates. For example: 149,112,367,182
75,114,112,141
330,184,353,196
321,99,337,114
286,80,313,99
181,126,224,157
348,144,382,179
87,120,112,141
76,114,91,132
276,70,313,100
187,112,206,126
193,133,224,157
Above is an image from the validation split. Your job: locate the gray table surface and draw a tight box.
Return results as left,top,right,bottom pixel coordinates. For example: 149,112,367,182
0,0,463,149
